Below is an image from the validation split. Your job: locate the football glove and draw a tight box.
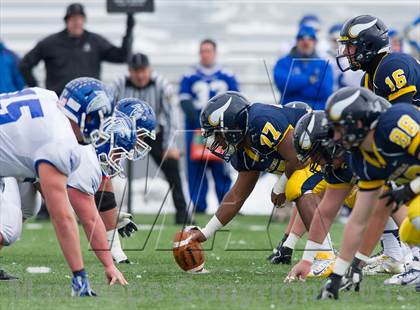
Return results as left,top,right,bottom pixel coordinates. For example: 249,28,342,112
117,211,138,238
340,258,363,292
380,184,415,210
71,273,97,297
317,273,342,300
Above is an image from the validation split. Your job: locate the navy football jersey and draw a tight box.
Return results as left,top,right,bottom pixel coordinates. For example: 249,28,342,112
231,146,285,174
350,104,420,190
230,104,306,173
247,104,307,156
361,53,420,106
323,153,356,188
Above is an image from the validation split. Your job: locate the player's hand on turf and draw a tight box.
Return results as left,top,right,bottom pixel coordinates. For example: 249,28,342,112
284,260,312,283
271,191,286,208
189,229,207,243
117,212,138,238
379,184,414,210
105,265,129,286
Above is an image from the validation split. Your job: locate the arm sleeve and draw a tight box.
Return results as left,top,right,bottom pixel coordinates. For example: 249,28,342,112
97,33,131,63
19,42,44,87
273,57,310,94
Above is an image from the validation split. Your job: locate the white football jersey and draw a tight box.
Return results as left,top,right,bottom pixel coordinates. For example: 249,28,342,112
67,145,102,196
0,87,81,179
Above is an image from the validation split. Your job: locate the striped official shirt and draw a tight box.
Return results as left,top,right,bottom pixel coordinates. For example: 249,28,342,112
110,71,177,149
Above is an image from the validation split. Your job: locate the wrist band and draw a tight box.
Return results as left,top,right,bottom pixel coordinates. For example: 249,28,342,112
273,174,288,195
201,215,223,240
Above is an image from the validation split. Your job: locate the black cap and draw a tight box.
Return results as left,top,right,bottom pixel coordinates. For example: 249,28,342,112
128,53,150,69
64,3,86,21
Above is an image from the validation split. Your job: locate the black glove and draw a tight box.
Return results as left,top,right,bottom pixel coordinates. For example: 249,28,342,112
340,258,363,292
126,13,135,35
317,273,342,300
117,212,138,238
118,221,138,238
380,183,415,210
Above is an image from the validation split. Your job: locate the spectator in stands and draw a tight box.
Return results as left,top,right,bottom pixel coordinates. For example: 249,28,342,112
179,39,238,213
273,26,333,110
0,40,25,93
111,53,194,225
326,24,363,91
388,29,403,52
19,2,134,95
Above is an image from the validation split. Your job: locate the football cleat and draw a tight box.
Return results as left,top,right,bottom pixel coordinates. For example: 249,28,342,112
71,274,97,297
0,269,18,281
269,246,293,265
384,267,420,286
363,255,405,275
308,252,336,278
317,273,342,300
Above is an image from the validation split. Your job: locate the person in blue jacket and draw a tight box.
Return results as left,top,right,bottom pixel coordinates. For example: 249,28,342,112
273,26,333,110
0,41,25,93
179,39,239,213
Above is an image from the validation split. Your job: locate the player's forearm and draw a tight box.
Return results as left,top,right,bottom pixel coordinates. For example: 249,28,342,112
215,190,245,226
45,192,84,272
357,196,393,257
338,189,380,262
68,189,114,268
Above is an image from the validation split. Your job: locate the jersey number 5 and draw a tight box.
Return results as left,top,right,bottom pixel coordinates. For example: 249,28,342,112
260,122,281,148
389,114,419,148
384,69,407,92
0,92,44,125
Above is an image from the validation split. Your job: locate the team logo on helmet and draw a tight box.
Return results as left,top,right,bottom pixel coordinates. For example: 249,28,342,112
329,89,360,121
208,97,232,126
348,19,377,38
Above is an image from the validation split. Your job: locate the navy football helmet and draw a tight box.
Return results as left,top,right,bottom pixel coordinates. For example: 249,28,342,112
293,111,341,173
59,77,114,144
94,111,137,177
325,87,391,149
336,15,389,72
115,98,156,160
200,91,250,161
284,101,312,112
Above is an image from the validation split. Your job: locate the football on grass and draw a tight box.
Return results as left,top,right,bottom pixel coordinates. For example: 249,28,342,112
172,229,205,272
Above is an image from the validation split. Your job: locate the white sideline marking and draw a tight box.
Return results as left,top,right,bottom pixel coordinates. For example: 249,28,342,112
26,266,51,274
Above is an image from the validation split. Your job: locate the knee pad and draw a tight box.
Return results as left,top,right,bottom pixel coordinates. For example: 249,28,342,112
95,191,117,212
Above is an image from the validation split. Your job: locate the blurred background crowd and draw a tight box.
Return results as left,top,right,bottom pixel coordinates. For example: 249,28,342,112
1,0,419,217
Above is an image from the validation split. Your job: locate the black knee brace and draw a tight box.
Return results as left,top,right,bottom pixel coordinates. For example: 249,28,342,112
95,191,117,212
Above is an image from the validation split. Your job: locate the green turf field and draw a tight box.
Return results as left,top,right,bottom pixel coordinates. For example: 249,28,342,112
0,214,418,309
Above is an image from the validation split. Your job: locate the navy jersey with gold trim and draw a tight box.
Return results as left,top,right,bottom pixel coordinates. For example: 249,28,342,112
361,53,420,105
247,103,307,156
323,153,356,188
350,104,420,190
230,146,285,174
230,104,306,173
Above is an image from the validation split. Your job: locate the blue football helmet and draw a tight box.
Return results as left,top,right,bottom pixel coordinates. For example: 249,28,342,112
94,111,137,177
115,98,156,160
59,77,114,144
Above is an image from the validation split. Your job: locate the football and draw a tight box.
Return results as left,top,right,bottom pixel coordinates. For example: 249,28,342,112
172,229,205,272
